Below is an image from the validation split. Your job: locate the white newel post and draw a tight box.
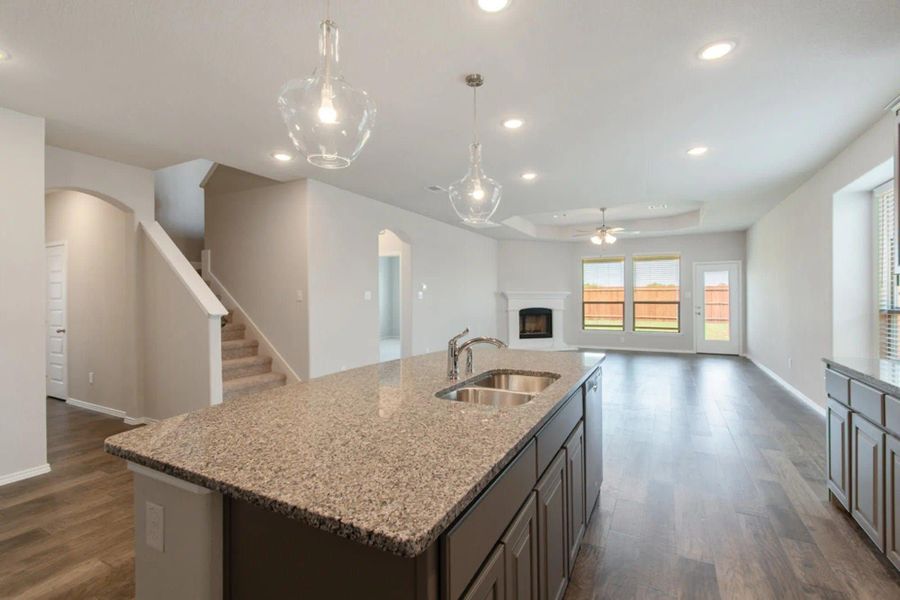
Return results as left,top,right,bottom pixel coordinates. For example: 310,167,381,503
501,291,573,350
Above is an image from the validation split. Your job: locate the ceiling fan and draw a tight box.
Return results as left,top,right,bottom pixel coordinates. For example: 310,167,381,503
573,208,624,245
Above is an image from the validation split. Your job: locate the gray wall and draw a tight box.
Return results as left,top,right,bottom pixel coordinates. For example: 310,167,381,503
747,113,895,407
154,159,212,262
45,190,136,414
498,231,747,353
378,256,400,339
0,107,47,482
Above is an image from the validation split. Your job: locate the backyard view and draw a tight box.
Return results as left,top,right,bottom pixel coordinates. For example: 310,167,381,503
583,257,730,338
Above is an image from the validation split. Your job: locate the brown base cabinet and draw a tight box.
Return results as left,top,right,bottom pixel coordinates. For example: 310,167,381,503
502,493,539,600
462,544,506,600
536,449,568,600
824,364,900,574
565,422,586,575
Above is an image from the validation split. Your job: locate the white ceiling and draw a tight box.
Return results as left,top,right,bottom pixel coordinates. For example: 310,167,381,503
1,0,899,240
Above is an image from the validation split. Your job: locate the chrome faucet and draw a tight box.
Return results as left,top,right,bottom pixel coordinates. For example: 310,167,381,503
447,328,507,380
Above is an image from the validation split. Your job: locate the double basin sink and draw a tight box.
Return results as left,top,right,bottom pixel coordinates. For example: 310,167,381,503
437,371,560,407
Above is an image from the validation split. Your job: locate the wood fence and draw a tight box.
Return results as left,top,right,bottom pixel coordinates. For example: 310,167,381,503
583,284,728,323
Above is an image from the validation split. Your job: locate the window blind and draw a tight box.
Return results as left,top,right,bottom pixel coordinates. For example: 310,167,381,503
877,180,898,359
582,258,625,330
633,255,680,332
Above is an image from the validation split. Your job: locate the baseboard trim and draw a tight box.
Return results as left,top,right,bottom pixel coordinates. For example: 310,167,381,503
0,463,51,487
67,398,127,419
745,355,826,417
575,344,695,355
124,416,159,426
66,398,158,425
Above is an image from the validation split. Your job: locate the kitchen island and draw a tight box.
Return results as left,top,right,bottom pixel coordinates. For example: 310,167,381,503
106,348,605,599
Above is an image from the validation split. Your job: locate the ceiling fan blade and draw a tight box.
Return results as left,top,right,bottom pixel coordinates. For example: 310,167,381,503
572,232,592,238
608,227,625,233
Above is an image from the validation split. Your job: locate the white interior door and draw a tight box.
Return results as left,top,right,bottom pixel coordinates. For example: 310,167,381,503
693,261,741,355
46,242,68,400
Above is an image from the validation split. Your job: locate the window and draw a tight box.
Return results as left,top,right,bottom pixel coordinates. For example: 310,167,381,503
582,258,625,330
633,255,680,333
877,180,898,359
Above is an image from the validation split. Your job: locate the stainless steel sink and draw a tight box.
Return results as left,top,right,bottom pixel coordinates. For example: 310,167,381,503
436,371,560,407
471,372,558,394
440,386,534,407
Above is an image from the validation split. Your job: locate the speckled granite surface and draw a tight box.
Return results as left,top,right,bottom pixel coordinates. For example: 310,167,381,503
105,348,604,557
824,356,900,397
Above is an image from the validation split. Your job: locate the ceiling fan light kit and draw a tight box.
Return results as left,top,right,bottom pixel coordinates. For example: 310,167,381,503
277,2,376,169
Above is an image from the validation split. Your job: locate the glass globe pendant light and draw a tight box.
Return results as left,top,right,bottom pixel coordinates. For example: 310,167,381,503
448,74,502,224
277,1,376,169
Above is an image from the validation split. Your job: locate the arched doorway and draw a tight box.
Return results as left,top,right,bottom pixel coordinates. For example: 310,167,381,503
378,229,412,361
44,189,137,419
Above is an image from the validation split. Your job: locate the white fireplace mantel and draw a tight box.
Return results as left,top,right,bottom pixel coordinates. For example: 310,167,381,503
501,291,573,350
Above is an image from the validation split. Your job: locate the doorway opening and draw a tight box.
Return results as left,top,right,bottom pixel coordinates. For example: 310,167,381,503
693,261,742,355
44,189,135,413
378,229,411,362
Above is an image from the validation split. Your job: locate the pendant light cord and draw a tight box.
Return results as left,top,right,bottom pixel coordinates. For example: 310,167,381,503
472,86,479,145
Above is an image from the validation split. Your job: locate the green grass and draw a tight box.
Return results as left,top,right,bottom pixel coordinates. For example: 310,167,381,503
634,319,679,333
584,317,623,331
704,321,730,341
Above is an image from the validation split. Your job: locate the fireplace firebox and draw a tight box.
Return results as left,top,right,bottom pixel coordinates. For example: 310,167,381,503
519,308,553,339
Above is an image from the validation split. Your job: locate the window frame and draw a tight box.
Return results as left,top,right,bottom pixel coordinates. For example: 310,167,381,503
582,257,626,332
632,254,681,334
876,179,898,359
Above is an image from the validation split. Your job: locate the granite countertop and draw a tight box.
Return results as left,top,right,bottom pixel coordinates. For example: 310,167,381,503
105,348,604,558
824,356,900,397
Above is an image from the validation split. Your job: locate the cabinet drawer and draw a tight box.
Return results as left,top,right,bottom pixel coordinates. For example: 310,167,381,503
886,395,900,436
442,440,537,600
850,380,885,425
536,390,584,475
825,368,850,405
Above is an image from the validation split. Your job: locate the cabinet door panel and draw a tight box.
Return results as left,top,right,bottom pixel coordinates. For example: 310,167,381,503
851,415,885,550
535,450,568,600
583,369,603,522
501,493,538,600
886,435,900,570
565,422,586,574
827,398,851,510
462,544,505,600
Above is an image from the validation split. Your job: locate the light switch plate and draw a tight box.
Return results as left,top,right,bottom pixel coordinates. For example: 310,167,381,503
364,290,372,301
145,501,165,552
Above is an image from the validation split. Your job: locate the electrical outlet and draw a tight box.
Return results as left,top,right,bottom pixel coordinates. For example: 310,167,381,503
88,372,95,385
145,501,164,552
364,290,372,301
296,290,303,302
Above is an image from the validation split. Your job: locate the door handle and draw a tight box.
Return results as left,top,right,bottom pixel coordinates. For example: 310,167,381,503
56,328,66,333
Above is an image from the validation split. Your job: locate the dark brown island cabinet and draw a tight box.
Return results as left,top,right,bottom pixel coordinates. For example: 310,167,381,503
824,361,900,571
226,367,604,600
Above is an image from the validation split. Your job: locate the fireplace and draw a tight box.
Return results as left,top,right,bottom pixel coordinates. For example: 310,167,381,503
519,308,553,339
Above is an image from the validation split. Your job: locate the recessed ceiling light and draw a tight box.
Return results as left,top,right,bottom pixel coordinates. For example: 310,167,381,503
698,41,735,61
521,172,537,181
271,152,293,162
687,146,709,157
478,0,510,12
0,49,10,62
503,118,524,129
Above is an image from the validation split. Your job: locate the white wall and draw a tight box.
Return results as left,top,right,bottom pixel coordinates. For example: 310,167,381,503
154,159,212,262
45,190,136,414
46,145,154,225
305,179,498,378
832,191,875,359
498,232,746,352
0,107,48,484
747,113,896,407
204,171,310,379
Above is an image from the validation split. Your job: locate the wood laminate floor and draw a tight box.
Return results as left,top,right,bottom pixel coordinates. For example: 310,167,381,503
0,398,136,599
1,353,899,599
567,352,900,599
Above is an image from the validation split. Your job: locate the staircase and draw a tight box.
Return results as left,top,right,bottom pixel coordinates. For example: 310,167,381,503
219,310,287,401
